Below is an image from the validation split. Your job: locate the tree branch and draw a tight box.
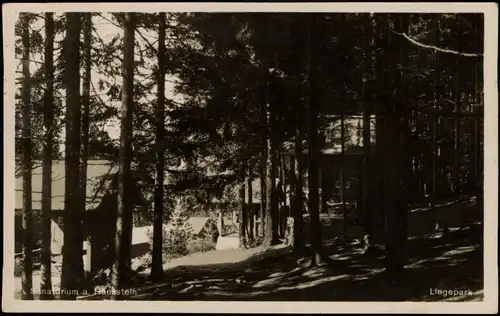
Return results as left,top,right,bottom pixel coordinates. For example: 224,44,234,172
393,31,483,58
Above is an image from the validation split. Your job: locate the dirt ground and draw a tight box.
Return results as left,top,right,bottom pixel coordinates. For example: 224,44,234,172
14,198,483,301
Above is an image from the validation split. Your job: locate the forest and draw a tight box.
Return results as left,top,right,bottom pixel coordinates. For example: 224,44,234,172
14,12,484,301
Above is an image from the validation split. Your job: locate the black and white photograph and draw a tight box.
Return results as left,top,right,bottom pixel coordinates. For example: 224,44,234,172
2,2,498,314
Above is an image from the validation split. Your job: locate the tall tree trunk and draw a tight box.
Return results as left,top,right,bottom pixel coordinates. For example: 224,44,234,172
453,17,461,195
261,42,279,247
61,12,82,300
473,30,483,209
258,32,268,239
384,14,409,280
291,16,305,249
430,19,439,214
473,107,483,209
279,157,287,238
259,150,266,237
21,13,34,300
373,15,387,241
80,12,92,280
340,112,346,238
263,107,279,246
111,13,135,299
361,13,373,240
151,11,166,280
40,12,54,300
306,13,328,265
238,169,246,247
247,166,254,243
292,67,305,254
292,134,305,254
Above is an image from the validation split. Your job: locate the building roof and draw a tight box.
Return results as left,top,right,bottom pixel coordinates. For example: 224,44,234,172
15,160,117,211
185,216,211,235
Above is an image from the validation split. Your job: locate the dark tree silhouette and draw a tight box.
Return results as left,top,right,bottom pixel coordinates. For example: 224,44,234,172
61,12,82,300
151,12,167,280
261,22,279,247
21,12,34,300
259,149,267,237
80,12,92,279
263,100,279,246
361,13,374,243
40,12,54,300
238,169,246,247
383,14,410,280
291,16,305,255
247,167,254,243
306,14,328,265
111,12,135,299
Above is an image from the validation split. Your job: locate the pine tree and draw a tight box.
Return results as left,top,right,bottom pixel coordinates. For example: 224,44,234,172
361,14,373,253
291,15,305,255
306,13,328,266
383,14,409,280
61,12,82,300
20,12,34,300
361,13,374,244
162,197,191,256
111,12,136,300
151,12,167,280
80,12,92,279
238,168,246,247
247,166,254,243
40,12,54,300
261,18,279,247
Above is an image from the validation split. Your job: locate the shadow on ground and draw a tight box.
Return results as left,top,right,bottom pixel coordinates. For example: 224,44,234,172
74,199,483,302
126,223,482,301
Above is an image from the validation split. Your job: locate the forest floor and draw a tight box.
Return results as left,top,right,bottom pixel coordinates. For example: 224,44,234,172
124,197,483,301
14,197,484,301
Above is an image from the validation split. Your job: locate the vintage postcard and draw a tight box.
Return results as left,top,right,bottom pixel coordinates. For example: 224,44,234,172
2,2,498,314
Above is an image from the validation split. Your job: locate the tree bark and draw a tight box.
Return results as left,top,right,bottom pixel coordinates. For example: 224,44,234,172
453,17,461,195
384,14,409,280
340,112,346,238
259,150,266,237
263,108,279,246
473,107,483,209
80,12,92,280
21,13,34,300
361,13,373,239
238,169,246,247
373,15,387,241
40,12,55,300
430,19,439,213
292,82,305,254
111,13,135,300
247,166,254,243
473,32,483,209
61,12,82,300
292,148,305,254
306,13,328,265
151,11,166,281
261,41,279,247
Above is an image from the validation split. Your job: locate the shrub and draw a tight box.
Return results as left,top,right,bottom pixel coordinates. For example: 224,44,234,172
147,198,193,258
147,225,191,258
162,225,191,257
186,236,216,254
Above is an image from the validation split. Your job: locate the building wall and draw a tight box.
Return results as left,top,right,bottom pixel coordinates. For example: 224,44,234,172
51,220,64,255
